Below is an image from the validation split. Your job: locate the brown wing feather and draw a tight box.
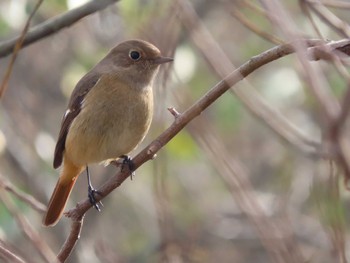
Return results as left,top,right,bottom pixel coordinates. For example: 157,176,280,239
53,72,101,168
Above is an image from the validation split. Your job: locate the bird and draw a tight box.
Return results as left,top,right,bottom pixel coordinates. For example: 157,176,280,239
43,39,173,226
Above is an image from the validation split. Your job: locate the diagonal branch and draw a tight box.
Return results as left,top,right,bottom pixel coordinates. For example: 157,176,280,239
225,0,284,45
0,191,56,262
0,174,46,213
304,0,350,38
185,113,304,263
0,0,120,58
58,38,350,262
0,240,26,263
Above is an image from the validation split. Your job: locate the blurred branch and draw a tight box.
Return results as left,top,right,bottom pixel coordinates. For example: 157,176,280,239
0,241,26,263
300,0,324,38
225,1,284,45
329,82,350,138
0,191,56,262
303,0,350,38
261,0,350,186
314,161,347,263
152,156,178,262
260,0,341,122
327,162,347,263
176,0,323,155
0,111,48,200
0,174,46,213
0,0,120,58
306,0,350,8
0,0,43,97
182,110,304,263
57,38,350,262
328,82,350,186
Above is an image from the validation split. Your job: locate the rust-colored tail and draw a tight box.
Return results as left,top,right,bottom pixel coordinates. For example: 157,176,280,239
43,158,84,227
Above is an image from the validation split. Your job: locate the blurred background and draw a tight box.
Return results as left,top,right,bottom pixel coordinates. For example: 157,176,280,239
0,0,350,262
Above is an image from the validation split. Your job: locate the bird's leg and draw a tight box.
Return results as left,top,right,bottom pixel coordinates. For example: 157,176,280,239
86,166,103,211
120,155,136,179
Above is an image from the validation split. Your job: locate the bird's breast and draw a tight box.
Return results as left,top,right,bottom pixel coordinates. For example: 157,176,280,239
65,74,154,166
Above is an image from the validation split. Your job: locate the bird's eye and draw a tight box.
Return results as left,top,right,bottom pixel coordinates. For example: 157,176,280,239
129,50,141,61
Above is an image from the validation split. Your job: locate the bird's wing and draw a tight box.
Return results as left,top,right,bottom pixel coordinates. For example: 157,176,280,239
53,72,101,169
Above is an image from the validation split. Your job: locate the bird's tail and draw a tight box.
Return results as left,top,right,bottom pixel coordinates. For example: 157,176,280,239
43,158,83,227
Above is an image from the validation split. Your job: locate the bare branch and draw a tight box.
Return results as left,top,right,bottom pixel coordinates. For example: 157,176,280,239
225,1,284,45
0,242,26,263
0,0,120,58
328,82,350,139
0,0,43,97
0,191,56,262
167,107,181,118
305,0,350,37
0,174,46,213
299,0,324,38
57,220,83,263
306,0,350,8
185,113,304,263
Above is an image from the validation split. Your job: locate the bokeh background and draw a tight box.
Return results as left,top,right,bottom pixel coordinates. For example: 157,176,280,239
1,0,350,262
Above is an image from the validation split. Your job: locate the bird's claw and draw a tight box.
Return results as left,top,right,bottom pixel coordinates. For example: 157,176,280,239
88,185,103,211
120,155,136,179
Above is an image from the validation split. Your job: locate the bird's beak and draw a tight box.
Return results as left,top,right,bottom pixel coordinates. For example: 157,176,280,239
153,56,173,65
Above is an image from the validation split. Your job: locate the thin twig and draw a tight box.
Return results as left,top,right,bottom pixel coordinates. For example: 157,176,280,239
0,242,26,263
329,82,350,138
306,0,350,8
186,112,304,263
299,0,324,38
0,191,56,262
0,0,43,97
225,1,284,45
305,0,350,38
0,174,46,213
152,155,177,261
328,161,347,263
328,81,350,186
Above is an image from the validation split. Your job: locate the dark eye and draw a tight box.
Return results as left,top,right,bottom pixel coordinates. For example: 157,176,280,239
129,50,141,61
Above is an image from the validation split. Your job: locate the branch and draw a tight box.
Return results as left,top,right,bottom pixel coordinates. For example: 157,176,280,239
57,220,83,262
225,1,284,45
306,0,350,8
184,111,304,262
0,191,56,262
0,0,43,97
58,38,350,261
0,174,46,213
0,241,26,263
0,0,120,58
305,0,350,38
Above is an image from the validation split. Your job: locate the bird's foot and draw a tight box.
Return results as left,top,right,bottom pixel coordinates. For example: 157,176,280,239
88,185,103,212
120,155,136,179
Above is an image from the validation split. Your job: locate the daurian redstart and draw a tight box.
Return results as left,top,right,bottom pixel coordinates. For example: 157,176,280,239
43,40,173,226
